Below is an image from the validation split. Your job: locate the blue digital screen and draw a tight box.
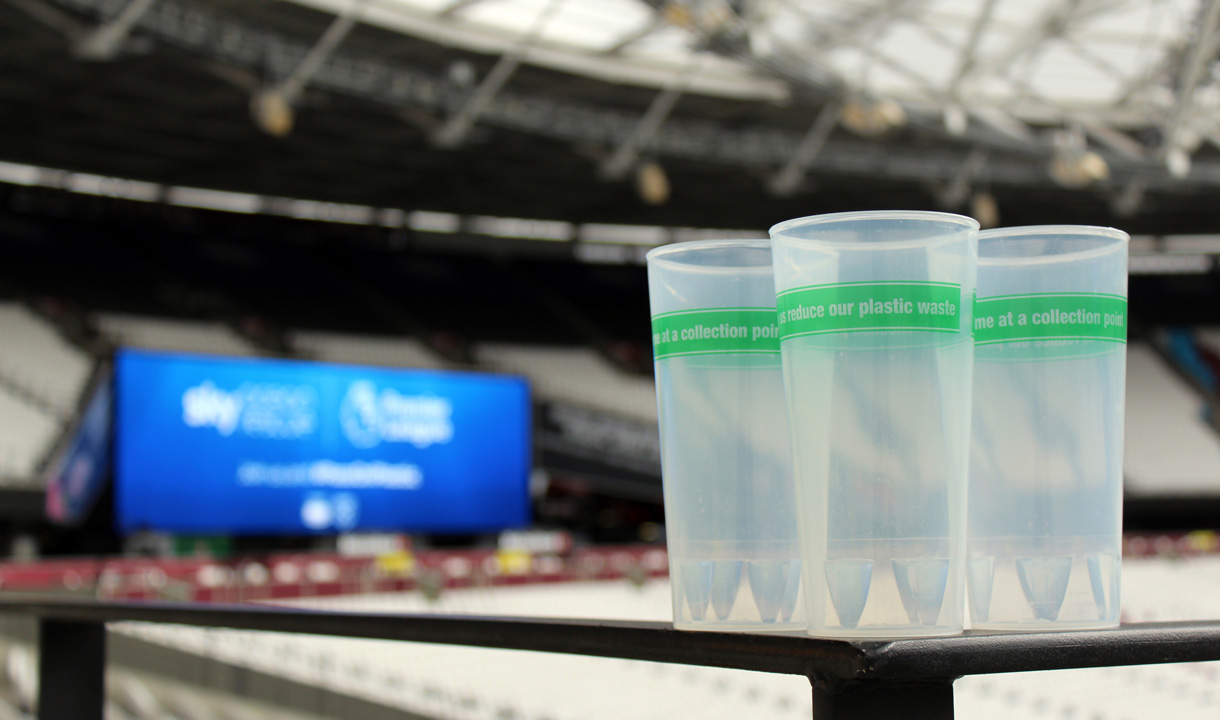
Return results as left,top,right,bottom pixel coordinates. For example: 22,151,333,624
46,375,113,526
115,349,532,534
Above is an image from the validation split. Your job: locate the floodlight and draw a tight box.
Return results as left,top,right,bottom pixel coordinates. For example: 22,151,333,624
970,192,999,229
251,90,295,138
840,96,907,137
636,162,670,205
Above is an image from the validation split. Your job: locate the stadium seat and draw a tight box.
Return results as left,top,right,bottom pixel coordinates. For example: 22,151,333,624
0,302,90,416
1125,343,1220,496
476,344,657,422
95,314,257,357
0,387,59,484
289,330,444,370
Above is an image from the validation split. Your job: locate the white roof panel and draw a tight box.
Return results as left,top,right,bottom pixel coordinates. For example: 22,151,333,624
282,0,1216,127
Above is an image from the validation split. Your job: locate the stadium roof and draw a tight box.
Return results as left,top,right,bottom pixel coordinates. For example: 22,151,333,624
288,0,1203,127
3,0,1220,231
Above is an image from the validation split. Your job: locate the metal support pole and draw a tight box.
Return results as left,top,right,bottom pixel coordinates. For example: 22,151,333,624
938,147,988,208
811,677,956,720
432,0,563,148
38,619,106,720
278,5,364,106
251,2,364,136
768,100,841,196
947,0,999,97
439,0,489,18
599,53,709,181
1163,0,1220,159
3,0,86,40
74,0,159,60
599,84,686,180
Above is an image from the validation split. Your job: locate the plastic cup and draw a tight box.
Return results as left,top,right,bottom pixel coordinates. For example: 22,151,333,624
968,225,1128,630
769,211,978,638
646,239,804,632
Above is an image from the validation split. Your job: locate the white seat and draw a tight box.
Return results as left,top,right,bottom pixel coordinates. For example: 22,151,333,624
0,387,60,482
95,314,257,357
476,343,657,422
1125,343,1220,496
290,330,443,370
0,302,91,415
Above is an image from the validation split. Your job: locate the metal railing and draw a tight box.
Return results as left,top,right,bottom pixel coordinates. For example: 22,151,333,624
2,595,1220,719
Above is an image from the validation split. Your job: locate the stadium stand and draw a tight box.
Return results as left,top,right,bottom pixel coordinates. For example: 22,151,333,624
289,331,444,371
0,388,59,485
104,555,1220,720
476,344,658,422
1125,343,1220,496
0,302,90,484
91,314,660,424
4,0,1220,715
0,302,90,417
0,639,330,720
8,308,1220,504
95,314,258,358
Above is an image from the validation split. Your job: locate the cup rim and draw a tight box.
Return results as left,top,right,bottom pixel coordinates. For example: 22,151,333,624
768,211,979,251
978,225,1129,266
644,238,771,268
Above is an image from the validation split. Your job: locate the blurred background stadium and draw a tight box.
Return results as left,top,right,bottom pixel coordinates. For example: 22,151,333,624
1,0,1220,717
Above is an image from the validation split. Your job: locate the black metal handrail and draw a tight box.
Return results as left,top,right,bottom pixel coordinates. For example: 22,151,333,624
3,595,1220,719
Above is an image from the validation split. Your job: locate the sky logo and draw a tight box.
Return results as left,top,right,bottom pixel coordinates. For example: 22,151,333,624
339,380,454,449
182,381,317,439
182,381,242,436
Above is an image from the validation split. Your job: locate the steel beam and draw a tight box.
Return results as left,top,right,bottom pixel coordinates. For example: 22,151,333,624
938,147,988,207
602,15,668,55
599,73,693,180
74,0,158,60
811,677,956,720
37,619,106,720
3,597,1220,679
960,0,1121,85
1162,0,1220,161
2,0,85,39
277,4,364,106
10,597,1220,720
1080,118,1146,160
768,101,841,196
796,0,922,55
947,0,1000,98
438,0,489,19
37,0,1220,190
432,0,564,148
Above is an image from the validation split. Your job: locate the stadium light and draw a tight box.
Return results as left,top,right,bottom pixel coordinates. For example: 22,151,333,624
250,90,295,138
943,104,968,137
1166,146,1192,179
840,96,907,137
970,192,999,230
1049,151,1109,188
1048,127,1108,188
250,3,365,137
635,161,670,205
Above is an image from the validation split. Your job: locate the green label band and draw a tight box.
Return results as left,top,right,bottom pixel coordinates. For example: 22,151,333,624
651,308,780,360
973,293,1127,345
775,282,962,341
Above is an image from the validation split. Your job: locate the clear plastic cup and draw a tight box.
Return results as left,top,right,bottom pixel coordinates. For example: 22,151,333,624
968,225,1128,631
769,211,978,638
647,239,804,632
